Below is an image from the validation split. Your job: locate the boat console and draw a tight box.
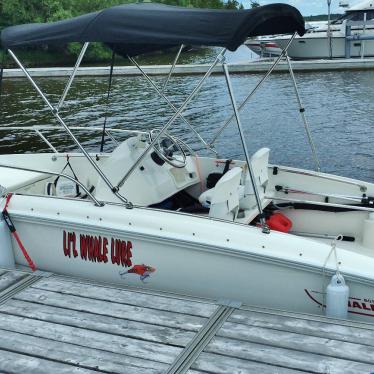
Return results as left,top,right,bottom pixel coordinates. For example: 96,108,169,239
94,135,200,206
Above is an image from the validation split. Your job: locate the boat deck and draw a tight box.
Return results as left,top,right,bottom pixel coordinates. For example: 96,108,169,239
0,268,374,374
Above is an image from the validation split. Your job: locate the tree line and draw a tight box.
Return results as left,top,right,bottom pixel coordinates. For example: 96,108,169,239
0,0,247,28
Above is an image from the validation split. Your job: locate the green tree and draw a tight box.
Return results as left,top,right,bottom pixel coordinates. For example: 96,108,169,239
224,0,239,9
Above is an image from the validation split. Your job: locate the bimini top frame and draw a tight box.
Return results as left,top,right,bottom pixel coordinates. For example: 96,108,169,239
0,3,311,233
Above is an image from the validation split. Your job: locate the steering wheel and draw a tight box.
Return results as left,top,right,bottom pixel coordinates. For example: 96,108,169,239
149,129,187,168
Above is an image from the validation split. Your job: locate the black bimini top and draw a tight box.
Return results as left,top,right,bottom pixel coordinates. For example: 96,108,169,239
0,3,305,57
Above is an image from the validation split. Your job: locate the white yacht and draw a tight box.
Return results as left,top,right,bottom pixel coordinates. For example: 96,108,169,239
247,0,374,59
1,3,374,323
244,22,324,57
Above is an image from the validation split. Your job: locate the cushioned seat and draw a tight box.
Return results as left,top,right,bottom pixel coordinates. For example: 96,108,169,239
199,148,271,223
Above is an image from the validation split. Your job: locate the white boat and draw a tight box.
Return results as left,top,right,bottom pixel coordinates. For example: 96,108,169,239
244,22,323,57
1,3,374,323
244,39,282,57
248,0,374,59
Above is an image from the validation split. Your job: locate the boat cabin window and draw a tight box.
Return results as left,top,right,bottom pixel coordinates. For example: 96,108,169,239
332,10,374,24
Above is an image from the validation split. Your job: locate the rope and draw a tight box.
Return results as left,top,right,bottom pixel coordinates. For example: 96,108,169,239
2,193,36,272
321,234,343,309
54,155,81,197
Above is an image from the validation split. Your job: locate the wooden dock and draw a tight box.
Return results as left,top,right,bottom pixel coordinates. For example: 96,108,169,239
0,268,374,374
4,58,374,79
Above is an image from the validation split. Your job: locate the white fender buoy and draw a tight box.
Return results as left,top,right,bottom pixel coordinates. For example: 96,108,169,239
326,273,349,319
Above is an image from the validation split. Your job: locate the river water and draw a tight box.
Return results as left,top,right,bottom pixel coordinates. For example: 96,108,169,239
1,46,374,183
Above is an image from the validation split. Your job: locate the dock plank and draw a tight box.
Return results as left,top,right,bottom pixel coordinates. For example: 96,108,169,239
33,277,216,317
204,336,374,374
0,329,167,373
229,308,374,345
217,321,374,364
14,287,207,331
0,299,195,346
0,269,9,277
239,304,374,330
0,271,28,292
0,349,96,374
0,314,182,365
190,352,307,374
2,269,374,373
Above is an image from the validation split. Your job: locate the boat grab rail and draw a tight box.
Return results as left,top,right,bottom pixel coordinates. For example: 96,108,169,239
0,163,103,207
271,165,367,192
273,185,364,203
267,195,374,213
0,126,147,154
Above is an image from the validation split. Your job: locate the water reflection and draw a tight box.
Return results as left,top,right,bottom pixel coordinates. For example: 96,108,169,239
0,50,374,183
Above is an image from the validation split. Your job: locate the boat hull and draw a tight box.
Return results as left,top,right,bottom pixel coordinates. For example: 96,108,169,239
245,41,282,57
7,195,374,323
276,36,374,59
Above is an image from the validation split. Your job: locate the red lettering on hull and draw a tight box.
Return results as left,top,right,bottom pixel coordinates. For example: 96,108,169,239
63,231,131,267
63,230,77,258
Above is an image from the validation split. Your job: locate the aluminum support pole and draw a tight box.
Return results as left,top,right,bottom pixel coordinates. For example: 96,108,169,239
34,129,59,153
57,42,89,112
105,130,119,146
8,49,130,206
209,33,297,146
116,49,226,189
345,24,352,58
285,54,321,172
327,0,332,59
361,12,367,59
222,62,269,233
162,44,184,92
128,56,217,156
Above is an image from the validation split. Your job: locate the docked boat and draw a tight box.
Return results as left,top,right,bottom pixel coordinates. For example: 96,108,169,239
244,22,324,57
244,39,282,57
1,3,374,323
247,0,374,59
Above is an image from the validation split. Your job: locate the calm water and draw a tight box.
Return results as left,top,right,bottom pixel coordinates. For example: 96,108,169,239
0,47,374,183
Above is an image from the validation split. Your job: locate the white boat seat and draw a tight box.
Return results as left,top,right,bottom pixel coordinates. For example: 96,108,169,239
199,148,271,223
199,167,242,221
240,147,270,210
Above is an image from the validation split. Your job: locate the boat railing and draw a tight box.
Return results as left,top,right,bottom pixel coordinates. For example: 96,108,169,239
0,163,102,206
267,195,374,213
345,19,374,58
271,165,368,192
0,125,147,154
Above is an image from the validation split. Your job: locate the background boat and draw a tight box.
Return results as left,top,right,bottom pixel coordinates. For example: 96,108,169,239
247,0,374,59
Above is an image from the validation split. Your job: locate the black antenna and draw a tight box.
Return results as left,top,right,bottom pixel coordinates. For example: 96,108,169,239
100,50,116,152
